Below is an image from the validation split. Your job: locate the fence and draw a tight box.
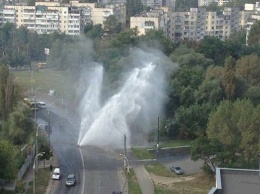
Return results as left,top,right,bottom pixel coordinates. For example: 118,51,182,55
0,145,35,191
17,145,35,180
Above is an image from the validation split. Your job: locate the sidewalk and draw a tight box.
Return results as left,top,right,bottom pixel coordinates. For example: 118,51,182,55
127,150,155,194
22,154,59,194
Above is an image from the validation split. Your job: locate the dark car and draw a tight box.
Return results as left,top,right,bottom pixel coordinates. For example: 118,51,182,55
65,174,76,186
112,192,122,194
170,166,184,175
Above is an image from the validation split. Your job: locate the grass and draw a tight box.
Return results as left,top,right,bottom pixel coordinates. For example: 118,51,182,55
26,168,51,194
131,147,154,160
145,163,214,194
127,169,142,194
11,69,76,102
0,190,15,194
155,173,215,194
160,140,193,148
11,69,77,106
145,163,175,177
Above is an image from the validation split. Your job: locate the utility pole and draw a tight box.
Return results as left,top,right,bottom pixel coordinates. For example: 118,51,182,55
157,116,160,159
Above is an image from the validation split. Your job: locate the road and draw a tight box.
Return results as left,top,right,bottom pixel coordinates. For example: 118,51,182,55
36,104,124,194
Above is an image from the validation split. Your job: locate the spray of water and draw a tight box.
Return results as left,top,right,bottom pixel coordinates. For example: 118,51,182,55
78,49,169,149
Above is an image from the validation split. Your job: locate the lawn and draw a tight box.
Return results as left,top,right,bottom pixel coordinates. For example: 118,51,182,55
11,69,76,100
26,168,51,194
160,140,193,148
131,147,154,160
145,163,214,194
127,169,142,194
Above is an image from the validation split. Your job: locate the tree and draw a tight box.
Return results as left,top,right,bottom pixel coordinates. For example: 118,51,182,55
139,29,175,56
244,86,260,105
175,103,214,139
7,107,34,145
126,0,143,26
0,140,16,179
207,99,260,168
222,56,236,100
196,36,227,66
0,66,16,120
103,15,119,34
247,20,260,45
191,137,221,172
85,24,104,39
236,54,260,86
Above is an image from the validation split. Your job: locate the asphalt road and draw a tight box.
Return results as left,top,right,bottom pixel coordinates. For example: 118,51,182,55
37,105,124,194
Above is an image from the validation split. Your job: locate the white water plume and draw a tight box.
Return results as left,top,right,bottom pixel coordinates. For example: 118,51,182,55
78,50,168,149
77,65,103,145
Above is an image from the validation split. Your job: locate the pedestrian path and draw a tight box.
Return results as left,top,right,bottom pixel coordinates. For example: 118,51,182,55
127,150,155,194
133,165,154,194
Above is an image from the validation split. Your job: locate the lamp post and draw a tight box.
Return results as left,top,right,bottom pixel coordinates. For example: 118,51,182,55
113,120,127,157
157,116,160,160
119,154,130,173
36,123,45,171
33,152,45,194
34,87,41,123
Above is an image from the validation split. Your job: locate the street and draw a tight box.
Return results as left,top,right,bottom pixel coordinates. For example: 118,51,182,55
36,103,124,194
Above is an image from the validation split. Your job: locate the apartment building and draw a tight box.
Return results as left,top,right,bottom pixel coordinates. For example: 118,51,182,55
130,8,168,36
0,1,126,35
166,6,242,42
245,2,260,45
168,7,207,42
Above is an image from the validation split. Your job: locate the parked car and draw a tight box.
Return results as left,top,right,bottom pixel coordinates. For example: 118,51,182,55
66,174,76,186
170,166,184,175
52,167,61,180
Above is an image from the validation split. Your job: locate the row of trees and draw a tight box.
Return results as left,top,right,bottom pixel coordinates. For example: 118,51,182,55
0,65,52,179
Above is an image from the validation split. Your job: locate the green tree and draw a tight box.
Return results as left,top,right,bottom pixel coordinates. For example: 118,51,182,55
244,86,260,105
196,36,227,66
236,54,260,86
191,137,221,172
7,107,34,145
139,29,175,56
207,99,260,168
0,140,16,179
222,56,236,100
126,0,143,26
0,66,16,120
85,24,104,39
175,103,214,139
103,15,119,34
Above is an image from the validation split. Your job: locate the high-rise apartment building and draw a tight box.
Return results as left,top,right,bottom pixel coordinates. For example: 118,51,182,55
166,6,241,42
0,1,126,35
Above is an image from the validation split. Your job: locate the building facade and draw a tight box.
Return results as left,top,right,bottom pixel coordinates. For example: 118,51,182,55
166,6,242,42
130,8,168,36
0,1,126,35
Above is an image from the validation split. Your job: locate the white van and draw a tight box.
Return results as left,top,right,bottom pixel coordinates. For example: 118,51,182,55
52,167,60,180
37,101,46,109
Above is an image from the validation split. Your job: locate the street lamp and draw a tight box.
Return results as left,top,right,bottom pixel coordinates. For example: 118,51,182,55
156,116,160,159
113,120,127,157
36,123,45,171
119,154,130,173
33,152,45,194
34,87,41,123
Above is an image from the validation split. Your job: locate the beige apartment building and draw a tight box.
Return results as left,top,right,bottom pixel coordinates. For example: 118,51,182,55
0,1,126,35
130,8,168,36
167,7,241,42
